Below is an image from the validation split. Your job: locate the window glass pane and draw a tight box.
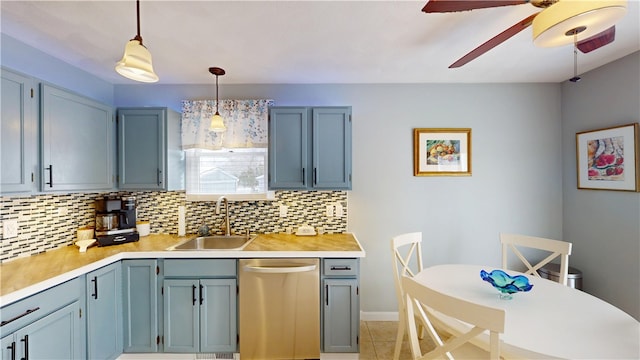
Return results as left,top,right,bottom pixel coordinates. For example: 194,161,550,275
186,148,267,197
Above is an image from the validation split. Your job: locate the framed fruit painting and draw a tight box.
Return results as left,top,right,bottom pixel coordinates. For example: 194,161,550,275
413,128,471,176
576,123,639,191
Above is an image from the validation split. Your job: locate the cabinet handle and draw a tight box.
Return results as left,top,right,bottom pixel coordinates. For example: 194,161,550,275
45,165,53,188
91,276,98,299
314,168,317,185
199,284,204,305
20,335,28,360
330,266,352,271
1,307,40,327
157,168,162,186
192,285,197,305
302,168,306,186
325,284,329,306
6,341,15,360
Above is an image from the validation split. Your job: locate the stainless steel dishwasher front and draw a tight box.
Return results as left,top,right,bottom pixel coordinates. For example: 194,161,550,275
239,258,320,360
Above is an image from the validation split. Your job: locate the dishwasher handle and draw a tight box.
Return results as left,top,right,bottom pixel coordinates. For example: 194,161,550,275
243,264,317,273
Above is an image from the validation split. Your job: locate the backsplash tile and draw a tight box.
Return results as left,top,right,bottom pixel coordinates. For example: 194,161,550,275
0,190,347,263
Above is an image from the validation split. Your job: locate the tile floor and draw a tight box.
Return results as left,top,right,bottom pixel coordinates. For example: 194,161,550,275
359,321,436,360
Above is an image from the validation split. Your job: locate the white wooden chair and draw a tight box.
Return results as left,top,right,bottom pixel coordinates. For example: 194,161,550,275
500,233,573,286
403,276,505,360
391,232,431,360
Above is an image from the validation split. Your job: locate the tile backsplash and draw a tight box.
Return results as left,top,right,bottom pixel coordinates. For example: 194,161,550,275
0,190,347,263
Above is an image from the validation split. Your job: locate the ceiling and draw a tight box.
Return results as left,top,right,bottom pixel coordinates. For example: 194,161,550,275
1,0,638,85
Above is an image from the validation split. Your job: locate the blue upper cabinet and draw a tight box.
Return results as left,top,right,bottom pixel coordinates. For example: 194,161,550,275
40,83,114,192
268,107,309,189
269,106,352,190
117,107,184,191
1,68,37,194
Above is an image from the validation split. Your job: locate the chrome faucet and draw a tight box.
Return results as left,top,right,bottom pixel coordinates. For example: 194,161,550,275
215,195,231,236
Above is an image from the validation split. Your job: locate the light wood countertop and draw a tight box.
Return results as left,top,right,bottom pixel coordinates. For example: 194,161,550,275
0,232,364,305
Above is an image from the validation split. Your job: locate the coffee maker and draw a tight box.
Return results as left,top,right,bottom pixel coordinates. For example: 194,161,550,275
95,195,139,246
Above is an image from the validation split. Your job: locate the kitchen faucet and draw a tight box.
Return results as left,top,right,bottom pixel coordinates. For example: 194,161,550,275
215,195,231,236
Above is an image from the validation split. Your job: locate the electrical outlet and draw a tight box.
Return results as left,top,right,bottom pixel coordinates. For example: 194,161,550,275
279,205,288,217
3,219,18,239
335,203,344,217
326,204,334,217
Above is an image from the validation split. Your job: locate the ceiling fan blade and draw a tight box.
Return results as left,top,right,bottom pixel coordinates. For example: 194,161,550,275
449,13,538,68
422,0,527,13
577,26,616,54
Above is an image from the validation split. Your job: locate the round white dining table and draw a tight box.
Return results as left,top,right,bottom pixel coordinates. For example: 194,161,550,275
413,264,640,359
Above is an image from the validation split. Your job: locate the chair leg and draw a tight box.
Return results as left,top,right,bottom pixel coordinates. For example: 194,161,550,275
393,313,406,360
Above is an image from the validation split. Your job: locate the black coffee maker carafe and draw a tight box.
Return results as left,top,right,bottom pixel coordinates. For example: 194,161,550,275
95,196,139,246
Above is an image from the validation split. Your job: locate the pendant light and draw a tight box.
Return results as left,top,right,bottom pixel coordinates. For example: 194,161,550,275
209,67,226,133
115,0,159,83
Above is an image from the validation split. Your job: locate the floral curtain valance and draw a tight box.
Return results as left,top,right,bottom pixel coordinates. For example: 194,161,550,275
181,99,273,150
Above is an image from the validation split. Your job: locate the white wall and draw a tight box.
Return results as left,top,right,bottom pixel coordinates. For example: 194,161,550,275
561,51,640,320
115,82,564,313
1,34,114,105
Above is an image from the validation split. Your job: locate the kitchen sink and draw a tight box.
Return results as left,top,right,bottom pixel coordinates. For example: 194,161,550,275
167,234,257,251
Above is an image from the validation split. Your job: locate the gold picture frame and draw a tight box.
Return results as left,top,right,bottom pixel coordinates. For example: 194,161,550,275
576,123,639,191
413,128,471,176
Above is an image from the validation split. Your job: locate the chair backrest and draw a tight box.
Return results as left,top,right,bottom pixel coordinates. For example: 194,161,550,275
500,233,573,286
403,276,505,360
391,232,424,309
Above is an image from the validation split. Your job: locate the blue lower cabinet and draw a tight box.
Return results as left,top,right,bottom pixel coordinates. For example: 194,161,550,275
322,258,360,353
1,278,84,360
163,277,237,353
86,262,122,360
122,259,160,353
1,301,83,360
162,259,237,353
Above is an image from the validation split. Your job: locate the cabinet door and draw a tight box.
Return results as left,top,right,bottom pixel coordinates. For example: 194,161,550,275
163,279,199,353
122,259,159,352
40,83,113,191
118,108,166,190
268,107,308,189
1,334,16,360
323,278,359,353
86,262,121,360
1,68,36,194
14,301,83,359
312,107,352,190
200,279,237,353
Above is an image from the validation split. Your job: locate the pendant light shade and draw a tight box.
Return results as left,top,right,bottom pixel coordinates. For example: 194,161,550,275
532,0,627,48
209,67,226,133
115,1,159,83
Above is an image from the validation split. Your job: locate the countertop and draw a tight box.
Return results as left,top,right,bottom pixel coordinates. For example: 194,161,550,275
0,232,364,306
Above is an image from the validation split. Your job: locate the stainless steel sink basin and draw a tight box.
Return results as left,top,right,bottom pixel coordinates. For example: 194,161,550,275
167,234,257,251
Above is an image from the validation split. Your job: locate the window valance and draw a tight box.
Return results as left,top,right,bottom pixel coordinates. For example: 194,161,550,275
181,99,273,150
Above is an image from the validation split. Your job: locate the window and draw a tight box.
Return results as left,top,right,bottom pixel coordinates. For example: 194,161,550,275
185,148,274,201
181,99,274,200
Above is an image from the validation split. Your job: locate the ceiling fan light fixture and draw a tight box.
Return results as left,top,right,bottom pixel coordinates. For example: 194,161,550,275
115,38,159,83
115,0,159,83
532,0,627,47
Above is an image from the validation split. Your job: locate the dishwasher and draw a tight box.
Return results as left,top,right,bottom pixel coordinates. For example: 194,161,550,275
239,258,320,360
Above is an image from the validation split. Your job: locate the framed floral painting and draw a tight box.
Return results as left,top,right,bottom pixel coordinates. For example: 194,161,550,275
413,128,471,176
576,123,639,191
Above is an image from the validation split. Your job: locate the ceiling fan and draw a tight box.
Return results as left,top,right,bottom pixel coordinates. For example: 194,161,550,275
422,0,628,68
